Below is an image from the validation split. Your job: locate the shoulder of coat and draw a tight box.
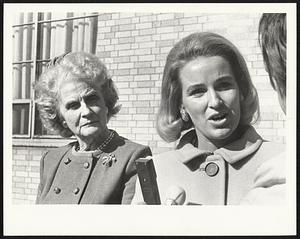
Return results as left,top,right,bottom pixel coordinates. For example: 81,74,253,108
43,143,73,163
153,150,181,167
255,140,286,164
123,137,148,148
116,134,150,152
259,140,286,155
47,142,74,154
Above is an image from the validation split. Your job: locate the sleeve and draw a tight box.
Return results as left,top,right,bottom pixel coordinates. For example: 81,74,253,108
240,152,286,205
121,146,152,204
35,151,49,204
240,184,286,205
253,152,286,188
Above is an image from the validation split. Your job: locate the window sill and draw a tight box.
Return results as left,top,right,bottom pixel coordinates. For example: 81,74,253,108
12,138,76,148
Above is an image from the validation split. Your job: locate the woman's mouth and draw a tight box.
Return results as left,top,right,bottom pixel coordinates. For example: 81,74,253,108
82,121,98,127
208,113,228,126
209,112,227,121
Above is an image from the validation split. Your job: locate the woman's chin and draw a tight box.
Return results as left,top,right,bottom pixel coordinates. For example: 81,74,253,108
79,127,102,138
210,128,235,141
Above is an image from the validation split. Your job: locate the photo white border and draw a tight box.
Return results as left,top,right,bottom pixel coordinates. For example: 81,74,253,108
4,3,297,236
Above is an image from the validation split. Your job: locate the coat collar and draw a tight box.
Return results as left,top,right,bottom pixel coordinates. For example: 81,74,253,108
176,126,263,165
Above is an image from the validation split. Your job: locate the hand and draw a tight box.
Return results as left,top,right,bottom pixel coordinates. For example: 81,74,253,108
134,186,186,205
164,186,186,205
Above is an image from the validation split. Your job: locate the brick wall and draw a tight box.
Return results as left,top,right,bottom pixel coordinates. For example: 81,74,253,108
12,147,45,204
101,12,285,153
12,12,285,204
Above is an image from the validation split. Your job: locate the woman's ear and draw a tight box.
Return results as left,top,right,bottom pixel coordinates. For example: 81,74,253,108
180,105,189,122
106,108,110,122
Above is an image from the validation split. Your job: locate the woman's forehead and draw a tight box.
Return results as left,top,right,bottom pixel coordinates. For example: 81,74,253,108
180,56,234,83
58,78,102,97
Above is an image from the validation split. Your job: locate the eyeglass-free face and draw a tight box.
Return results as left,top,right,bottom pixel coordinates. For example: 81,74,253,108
58,79,109,147
180,56,242,149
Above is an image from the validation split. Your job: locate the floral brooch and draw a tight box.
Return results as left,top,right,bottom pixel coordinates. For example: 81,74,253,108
102,153,117,167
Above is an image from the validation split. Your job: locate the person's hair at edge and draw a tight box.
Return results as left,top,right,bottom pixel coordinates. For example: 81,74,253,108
156,32,260,142
34,51,121,138
258,13,286,111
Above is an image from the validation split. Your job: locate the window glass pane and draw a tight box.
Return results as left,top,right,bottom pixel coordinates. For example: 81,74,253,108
13,104,30,135
13,12,35,100
37,13,51,62
12,62,33,99
34,104,58,136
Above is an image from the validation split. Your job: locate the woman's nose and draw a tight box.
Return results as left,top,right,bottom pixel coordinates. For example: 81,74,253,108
208,90,222,108
81,102,92,117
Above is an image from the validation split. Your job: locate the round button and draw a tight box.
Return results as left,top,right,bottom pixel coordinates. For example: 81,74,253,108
64,158,71,165
73,187,80,194
83,162,90,169
54,187,61,194
205,162,219,177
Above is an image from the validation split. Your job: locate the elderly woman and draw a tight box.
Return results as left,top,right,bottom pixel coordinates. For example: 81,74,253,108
132,32,285,205
35,52,152,204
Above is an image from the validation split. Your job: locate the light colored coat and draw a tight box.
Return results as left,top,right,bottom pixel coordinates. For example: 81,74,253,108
132,126,285,205
36,131,152,204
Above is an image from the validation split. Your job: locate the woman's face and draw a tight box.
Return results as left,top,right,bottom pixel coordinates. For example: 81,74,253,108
180,56,241,145
58,79,108,141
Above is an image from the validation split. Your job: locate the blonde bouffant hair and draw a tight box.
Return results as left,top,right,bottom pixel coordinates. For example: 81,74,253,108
156,32,260,142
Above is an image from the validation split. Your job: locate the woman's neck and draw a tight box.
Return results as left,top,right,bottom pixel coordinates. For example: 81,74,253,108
195,126,245,152
76,128,110,151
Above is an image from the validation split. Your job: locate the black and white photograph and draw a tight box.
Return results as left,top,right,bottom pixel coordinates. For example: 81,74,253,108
3,2,297,236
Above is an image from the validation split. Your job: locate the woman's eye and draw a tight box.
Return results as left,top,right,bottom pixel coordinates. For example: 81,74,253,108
190,88,206,96
87,95,99,103
66,102,80,110
216,81,232,90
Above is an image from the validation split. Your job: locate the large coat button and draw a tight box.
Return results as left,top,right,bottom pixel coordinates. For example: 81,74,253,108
205,162,219,177
54,187,61,194
83,162,90,169
73,188,80,194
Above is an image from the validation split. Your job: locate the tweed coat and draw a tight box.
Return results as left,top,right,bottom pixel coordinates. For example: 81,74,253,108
36,130,152,204
132,126,285,205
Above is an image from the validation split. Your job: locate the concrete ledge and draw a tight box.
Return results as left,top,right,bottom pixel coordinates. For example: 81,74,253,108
12,138,75,148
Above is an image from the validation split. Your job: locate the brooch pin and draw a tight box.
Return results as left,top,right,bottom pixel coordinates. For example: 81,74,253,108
102,153,117,167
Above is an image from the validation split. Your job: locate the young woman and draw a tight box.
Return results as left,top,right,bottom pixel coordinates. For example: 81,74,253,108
132,32,285,205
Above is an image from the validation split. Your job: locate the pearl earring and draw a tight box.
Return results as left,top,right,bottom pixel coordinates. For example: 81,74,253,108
180,108,189,122
62,121,68,128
